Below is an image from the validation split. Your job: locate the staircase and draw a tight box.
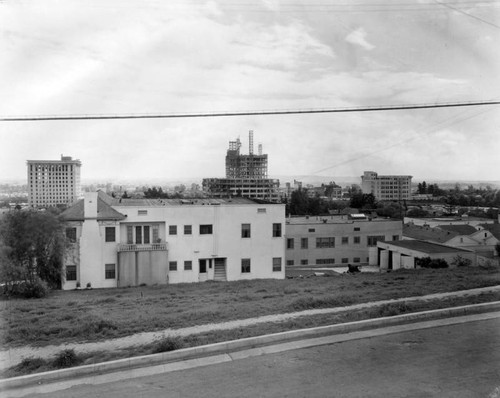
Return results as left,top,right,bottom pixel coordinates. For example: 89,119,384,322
214,259,227,281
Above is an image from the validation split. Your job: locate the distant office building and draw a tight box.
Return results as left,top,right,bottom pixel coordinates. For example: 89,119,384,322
361,171,412,201
27,155,82,208
203,131,281,202
285,214,403,266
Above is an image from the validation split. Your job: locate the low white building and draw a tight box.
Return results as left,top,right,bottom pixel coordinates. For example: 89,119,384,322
61,191,285,289
284,215,403,266
377,240,477,270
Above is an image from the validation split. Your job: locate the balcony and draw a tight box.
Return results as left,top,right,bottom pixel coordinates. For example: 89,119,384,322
118,243,168,252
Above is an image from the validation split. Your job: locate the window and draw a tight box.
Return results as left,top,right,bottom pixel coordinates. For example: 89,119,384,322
66,265,77,281
353,257,360,263
241,258,251,273
272,257,282,272
317,258,335,265
301,238,308,249
143,226,150,244
316,237,335,248
66,227,77,243
200,224,213,234
152,224,159,243
300,259,308,265
392,235,400,241
342,258,349,264
127,226,134,244
354,236,361,244
184,261,192,271
257,208,266,213
286,260,294,266
184,225,192,235
354,227,360,231
308,228,315,233
169,261,178,271
287,238,294,249
272,223,282,237
169,225,177,235
105,264,116,279
138,210,148,216
241,224,251,238
135,226,142,244
104,227,115,242
367,235,385,246
342,237,349,245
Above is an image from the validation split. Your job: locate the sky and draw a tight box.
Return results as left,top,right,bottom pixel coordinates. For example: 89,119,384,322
1,0,499,184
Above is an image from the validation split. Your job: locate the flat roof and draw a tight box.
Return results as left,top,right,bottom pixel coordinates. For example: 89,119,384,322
110,197,279,207
382,239,471,254
287,216,401,225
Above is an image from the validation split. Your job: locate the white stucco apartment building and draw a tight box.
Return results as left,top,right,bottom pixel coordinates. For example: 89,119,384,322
61,191,285,289
284,215,403,266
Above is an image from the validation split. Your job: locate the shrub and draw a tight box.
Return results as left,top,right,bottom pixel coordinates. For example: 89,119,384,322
452,255,472,267
7,278,49,299
52,349,82,369
152,337,183,353
416,257,448,269
14,356,47,374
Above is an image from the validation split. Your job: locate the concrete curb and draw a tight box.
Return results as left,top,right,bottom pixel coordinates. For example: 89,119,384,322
2,300,500,392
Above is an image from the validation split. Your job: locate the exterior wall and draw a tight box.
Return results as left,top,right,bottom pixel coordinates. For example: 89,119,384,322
63,196,285,289
377,241,477,270
63,194,121,290
117,203,285,284
284,217,402,267
27,156,82,208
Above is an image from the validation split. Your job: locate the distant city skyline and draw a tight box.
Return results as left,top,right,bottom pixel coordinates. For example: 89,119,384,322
1,1,499,181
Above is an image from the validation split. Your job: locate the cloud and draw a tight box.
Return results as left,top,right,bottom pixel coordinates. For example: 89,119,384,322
345,28,375,51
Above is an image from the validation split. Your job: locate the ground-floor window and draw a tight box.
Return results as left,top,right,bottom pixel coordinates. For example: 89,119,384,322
300,259,308,265
105,264,116,279
241,258,251,273
353,257,361,263
272,257,282,272
66,265,77,281
184,260,192,271
286,260,294,266
169,261,178,271
341,258,349,264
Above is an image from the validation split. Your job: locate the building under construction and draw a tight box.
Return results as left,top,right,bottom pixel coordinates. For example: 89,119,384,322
203,131,280,202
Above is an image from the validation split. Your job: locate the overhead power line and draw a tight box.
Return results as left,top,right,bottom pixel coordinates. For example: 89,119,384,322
1,100,499,122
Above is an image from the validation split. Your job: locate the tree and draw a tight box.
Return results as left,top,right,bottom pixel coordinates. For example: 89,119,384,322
406,207,430,218
0,209,66,296
289,189,309,215
350,193,376,209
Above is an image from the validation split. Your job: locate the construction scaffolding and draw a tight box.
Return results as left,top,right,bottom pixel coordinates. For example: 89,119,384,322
225,131,268,179
204,131,281,202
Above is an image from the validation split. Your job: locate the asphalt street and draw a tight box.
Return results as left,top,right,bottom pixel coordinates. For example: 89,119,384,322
24,316,500,398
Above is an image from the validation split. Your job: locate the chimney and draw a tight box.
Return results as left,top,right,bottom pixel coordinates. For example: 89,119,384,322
84,192,98,218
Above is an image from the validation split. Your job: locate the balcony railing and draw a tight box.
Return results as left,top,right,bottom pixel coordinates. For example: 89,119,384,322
118,243,168,252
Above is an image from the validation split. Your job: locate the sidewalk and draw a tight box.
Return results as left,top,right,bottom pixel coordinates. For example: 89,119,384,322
1,285,500,370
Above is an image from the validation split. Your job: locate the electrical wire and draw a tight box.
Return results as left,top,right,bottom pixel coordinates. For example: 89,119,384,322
309,105,495,175
1,100,499,122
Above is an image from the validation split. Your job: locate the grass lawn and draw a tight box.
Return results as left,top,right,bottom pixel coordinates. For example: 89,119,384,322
1,266,500,349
